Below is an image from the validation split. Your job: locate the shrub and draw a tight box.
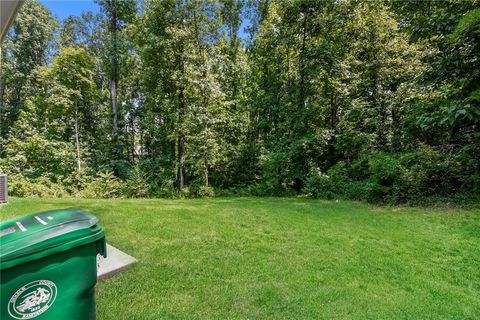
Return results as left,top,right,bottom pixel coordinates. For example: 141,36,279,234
8,175,69,198
78,171,123,198
343,181,373,201
152,179,188,198
189,181,216,198
326,162,349,193
368,152,402,187
122,166,151,198
196,186,215,198
303,168,334,199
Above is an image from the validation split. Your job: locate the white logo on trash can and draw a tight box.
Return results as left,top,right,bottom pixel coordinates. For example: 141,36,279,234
8,280,57,319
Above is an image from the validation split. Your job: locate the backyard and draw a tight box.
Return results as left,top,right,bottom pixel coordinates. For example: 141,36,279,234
2,197,479,319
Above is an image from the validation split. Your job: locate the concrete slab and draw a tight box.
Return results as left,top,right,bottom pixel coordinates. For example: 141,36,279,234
97,244,137,280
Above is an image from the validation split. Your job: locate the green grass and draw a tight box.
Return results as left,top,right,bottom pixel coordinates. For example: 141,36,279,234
1,197,480,319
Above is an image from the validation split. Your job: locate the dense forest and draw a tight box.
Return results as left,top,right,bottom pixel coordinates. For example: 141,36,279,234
0,0,479,203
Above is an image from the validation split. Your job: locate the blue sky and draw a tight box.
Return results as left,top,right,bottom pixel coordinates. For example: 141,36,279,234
40,0,100,20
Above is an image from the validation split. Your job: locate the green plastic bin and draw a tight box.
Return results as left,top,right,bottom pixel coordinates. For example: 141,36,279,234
0,208,106,320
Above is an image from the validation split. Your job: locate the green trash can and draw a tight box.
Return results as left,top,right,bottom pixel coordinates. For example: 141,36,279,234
0,208,106,320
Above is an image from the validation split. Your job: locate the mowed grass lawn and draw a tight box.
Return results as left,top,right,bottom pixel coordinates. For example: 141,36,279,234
1,198,480,319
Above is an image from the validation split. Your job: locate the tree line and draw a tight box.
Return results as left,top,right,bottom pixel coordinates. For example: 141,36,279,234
1,0,479,203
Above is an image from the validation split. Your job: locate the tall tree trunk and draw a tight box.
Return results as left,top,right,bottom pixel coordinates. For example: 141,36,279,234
368,29,387,150
377,97,388,149
204,154,209,187
177,81,186,190
177,131,185,190
74,100,81,172
0,50,5,139
110,1,121,174
111,78,118,139
328,87,337,167
193,10,211,188
0,48,4,106
177,46,186,190
391,106,401,151
298,9,309,112
230,29,239,110
130,116,135,163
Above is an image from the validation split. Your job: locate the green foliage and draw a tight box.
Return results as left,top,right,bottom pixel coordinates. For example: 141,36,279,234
452,8,480,38
7,175,69,198
303,168,334,199
1,0,479,204
79,171,123,198
192,185,215,198
122,166,150,198
1,100,78,179
0,0,58,141
150,179,186,199
302,145,479,204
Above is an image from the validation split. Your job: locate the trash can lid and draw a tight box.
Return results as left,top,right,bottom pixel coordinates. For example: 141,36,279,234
0,208,106,270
